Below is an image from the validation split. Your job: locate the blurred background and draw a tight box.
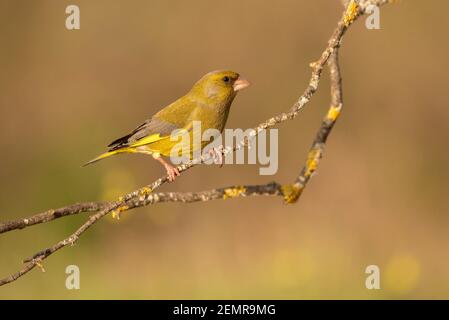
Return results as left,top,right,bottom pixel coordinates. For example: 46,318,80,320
0,0,448,299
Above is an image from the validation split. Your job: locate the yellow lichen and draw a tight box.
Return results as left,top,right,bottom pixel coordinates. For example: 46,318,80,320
305,148,322,178
139,186,153,196
111,210,120,219
281,184,303,204
111,205,129,220
343,0,358,26
326,105,341,121
223,186,246,199
309,61,318,69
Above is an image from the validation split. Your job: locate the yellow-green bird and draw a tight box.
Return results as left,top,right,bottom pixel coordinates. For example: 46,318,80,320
83,70,250,181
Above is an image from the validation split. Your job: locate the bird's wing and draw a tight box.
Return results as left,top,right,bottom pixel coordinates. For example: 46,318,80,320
107,117,180,151
108,96,199,151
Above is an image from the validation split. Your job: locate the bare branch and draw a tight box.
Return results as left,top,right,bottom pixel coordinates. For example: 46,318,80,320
0,202,108,234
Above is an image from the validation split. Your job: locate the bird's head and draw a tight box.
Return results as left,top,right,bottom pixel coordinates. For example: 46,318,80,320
190,70,250,105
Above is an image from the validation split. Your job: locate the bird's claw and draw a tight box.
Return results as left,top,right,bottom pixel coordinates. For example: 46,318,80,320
164,164,180,182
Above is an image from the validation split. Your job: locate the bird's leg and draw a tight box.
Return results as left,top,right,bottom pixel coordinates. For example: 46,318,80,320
155,156,180,182
208,145,224,168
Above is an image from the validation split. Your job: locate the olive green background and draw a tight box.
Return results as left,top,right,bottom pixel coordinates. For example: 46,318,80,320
1,0,448,299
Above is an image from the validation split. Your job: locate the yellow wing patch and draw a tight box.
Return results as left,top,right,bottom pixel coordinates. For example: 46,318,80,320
129,133,166,148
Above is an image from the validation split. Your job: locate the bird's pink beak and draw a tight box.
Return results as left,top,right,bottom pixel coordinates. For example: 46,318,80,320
233,78,250,91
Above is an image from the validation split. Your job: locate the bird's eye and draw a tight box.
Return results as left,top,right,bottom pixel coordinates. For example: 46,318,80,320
222,76,230,83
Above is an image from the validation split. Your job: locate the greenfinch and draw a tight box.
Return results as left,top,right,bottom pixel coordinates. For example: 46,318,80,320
84,70,250,181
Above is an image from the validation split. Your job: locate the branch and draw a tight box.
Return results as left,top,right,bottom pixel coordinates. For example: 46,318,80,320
0,0,390,286
284,48,344,203
0,202,108,234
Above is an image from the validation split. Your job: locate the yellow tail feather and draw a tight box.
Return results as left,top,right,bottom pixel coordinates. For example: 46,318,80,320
82,149,132,167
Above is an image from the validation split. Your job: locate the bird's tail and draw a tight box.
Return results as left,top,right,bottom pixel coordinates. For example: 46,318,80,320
82,150,122,167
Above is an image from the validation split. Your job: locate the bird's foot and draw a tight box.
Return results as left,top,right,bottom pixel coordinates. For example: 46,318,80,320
208,146,224,167
164,163,180,182
155,156,181,182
